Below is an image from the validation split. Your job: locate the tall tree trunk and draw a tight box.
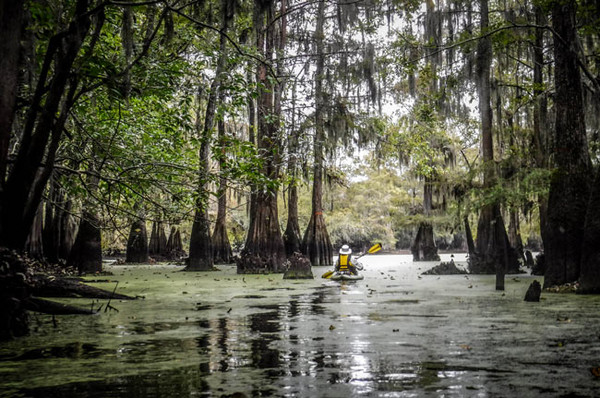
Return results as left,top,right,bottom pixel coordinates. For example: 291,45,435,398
544,0,591,288
42,177,74,263
0,0,24,190
188,0,233,270
413,1,442,264
211,46,234,265
532,5,549,249
25,204,44,260
301,0,333,267
472,0,499,277
212,105,232,264
149,221,159,255
279,2,302,257
244,23,257,224
121,6,133,99
43,181,59,263
158,222,167,255
508,208,524,263
283,182,302,256
67,166,102,274
187,124,214,270
464,216,475,255
238,0,286,273
58,198,75,261
469,0,517,288
0,0,93,251
212,190,232,263
579,167,600,293
283,102,302,256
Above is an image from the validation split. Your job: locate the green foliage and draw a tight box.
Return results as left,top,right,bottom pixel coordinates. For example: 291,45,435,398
382,94,456,194
12,0,573,254
326,168,410,249
466,167,552,213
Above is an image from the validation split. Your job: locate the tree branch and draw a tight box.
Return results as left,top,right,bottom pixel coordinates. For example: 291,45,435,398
166,3,280,82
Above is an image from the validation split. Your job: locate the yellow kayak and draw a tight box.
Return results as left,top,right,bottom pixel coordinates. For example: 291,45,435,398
329,271,364,281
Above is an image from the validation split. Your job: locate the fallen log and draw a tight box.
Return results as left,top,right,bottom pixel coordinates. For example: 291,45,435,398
1,248,135,340
23,297,96,315
30,275,135,300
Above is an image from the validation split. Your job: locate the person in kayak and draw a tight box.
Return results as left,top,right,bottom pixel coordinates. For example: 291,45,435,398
335,244,359,275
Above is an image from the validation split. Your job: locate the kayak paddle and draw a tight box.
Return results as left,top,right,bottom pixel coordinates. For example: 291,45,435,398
321,243,382,278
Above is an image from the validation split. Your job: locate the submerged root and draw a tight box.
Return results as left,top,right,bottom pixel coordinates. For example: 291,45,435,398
236,252,272,274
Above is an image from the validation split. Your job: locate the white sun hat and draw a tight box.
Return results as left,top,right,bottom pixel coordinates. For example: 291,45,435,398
339,244,352,255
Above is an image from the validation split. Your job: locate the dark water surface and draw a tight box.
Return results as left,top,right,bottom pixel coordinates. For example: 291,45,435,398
1,254,599,397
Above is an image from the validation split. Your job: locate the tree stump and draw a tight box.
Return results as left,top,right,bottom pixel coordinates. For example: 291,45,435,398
283,252,313,279
524,280,542,302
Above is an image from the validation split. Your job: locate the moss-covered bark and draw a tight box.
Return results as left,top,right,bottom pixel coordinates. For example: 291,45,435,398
300,0,332,267
237,0,286,274
544,0,591,288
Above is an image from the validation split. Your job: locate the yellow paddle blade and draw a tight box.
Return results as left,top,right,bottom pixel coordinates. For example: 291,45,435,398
321,270,334,279
367,243,383,254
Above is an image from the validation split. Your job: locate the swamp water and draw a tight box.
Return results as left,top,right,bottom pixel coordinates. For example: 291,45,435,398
1,254,600,397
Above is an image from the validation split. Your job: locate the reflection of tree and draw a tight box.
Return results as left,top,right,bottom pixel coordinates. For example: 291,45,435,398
196,317,233,373
217,318,229,372
189,288,352,390
249,311,281,370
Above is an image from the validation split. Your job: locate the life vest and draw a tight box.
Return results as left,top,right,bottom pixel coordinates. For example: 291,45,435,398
339,254,351,270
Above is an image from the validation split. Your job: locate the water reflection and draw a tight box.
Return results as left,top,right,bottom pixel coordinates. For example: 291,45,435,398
184,287,350,393
14,342,104,360
3,274,460,397
4,257,597,397
19,366,211,398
